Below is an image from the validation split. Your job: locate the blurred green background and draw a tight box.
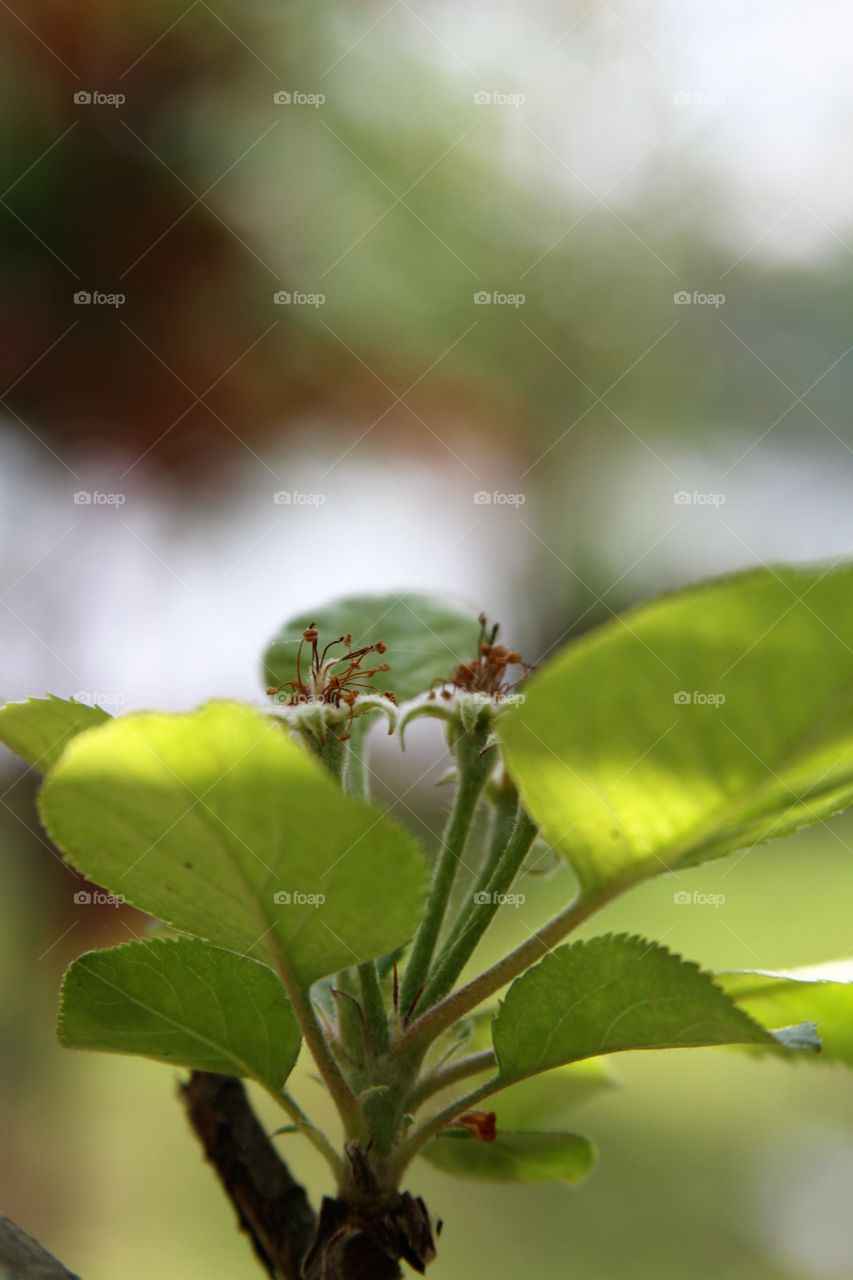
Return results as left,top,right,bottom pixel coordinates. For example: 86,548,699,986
2,0,853,1276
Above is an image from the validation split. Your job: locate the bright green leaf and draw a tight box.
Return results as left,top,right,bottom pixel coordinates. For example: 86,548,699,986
500,563,853,895
40,701,427,988
263,592,481,703
720,960,853,1067
492,935,799,1085
59,937,301,1091
0,696,110,771
421,1129,595,1185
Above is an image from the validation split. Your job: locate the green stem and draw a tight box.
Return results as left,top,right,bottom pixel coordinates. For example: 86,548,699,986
264,1085,344,1180
273,953,365,1140
301,724,346,781
398,723,493,1018
437,779,517,959
399,885,618,1057
332,969,367,1064
409,1049,496,1110
391,1076,501,1178
358,961,390,1054
421,806,538,1010
344,714,371,797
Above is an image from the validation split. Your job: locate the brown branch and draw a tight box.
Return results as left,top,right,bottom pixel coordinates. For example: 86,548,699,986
0,1214,82,1279
179,1071,316,1280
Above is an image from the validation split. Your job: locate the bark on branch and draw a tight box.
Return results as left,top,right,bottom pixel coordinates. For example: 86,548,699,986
179,1071,316,1280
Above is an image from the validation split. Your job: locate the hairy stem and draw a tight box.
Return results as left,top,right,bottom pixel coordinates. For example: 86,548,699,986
391,1077,501,1178
419,806,538,1010
400,885,618,1056
399,724,493,1016
274,953,365,1141
359,961,390,1054
442,775,518,953
409,1048,496,1110
267,1086,344,1180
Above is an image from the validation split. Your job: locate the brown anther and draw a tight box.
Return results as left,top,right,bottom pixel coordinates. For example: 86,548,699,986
375,641,387,654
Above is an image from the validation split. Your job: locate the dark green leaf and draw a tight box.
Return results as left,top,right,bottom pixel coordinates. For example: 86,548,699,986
421,1129,595,1184
59,937,301,1090
263,592,481,702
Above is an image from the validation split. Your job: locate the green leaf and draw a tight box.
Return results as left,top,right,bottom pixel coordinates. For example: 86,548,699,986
720,960,853,1067
492,935,796,1085
59,937,301,1091
492,1060,617,1127
500,563,853,895
40,701,427,988
447,1008,618,1123
262,592,482,703
0,696,110,771
421,1129,595,1185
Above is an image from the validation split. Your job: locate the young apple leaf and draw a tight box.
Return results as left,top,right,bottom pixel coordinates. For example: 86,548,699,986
421,1129,596,1185
40,702,427,988
60,937,301,1091
263,592,481,703
720,960,853,1067
0,696,110,771
492,935,806,1085
491,1059,618,1127
500,563,853,895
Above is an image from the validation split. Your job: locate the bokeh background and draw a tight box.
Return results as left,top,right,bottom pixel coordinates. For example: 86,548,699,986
3,1,853,1277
